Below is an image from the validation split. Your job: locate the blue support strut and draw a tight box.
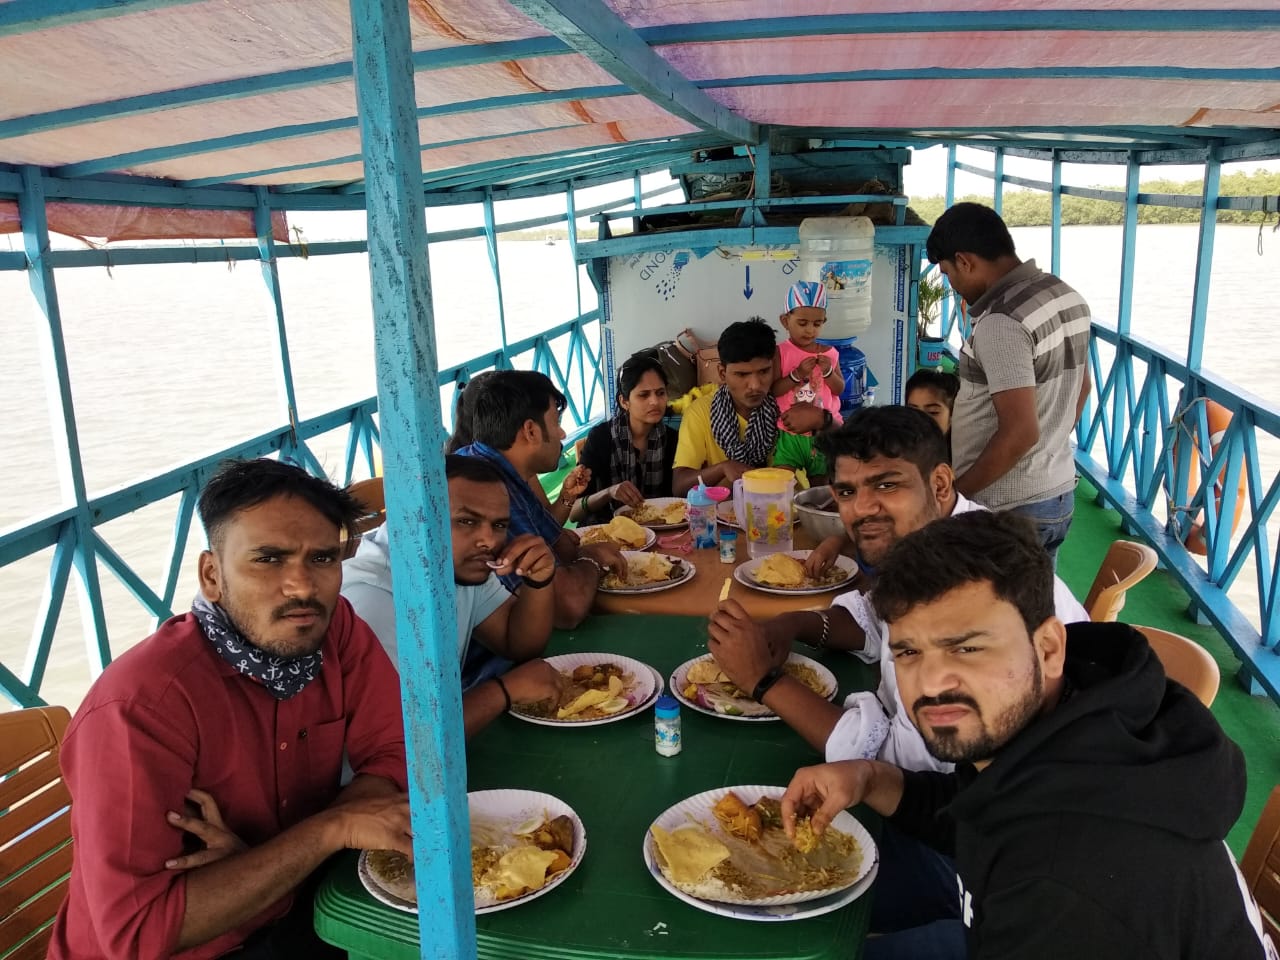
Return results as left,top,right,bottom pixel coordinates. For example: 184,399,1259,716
348,0,475,957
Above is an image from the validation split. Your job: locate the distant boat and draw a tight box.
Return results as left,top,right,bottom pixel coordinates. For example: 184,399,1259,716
545,234,556,245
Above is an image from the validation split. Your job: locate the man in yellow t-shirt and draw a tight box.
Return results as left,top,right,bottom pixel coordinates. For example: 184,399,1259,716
673,319,829,495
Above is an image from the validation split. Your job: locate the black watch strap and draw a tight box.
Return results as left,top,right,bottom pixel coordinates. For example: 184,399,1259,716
751,666,785,703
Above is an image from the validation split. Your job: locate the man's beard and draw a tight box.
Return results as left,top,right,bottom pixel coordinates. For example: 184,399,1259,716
220,589,328,659
914,659,1044,764
851,497,940,568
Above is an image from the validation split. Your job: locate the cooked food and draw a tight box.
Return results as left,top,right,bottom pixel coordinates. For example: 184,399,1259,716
580,515,648,548
650,824,731,884
750,553,851,591
680,656,830,717
754,553,807,587
792,819,821,854
557,674,626,719
601,551,677,589
650,791,864,903
630,501,687,525
367,849,416,902
713,791,762,842
685,658,730,685
470,812,576,903
514,662,635,721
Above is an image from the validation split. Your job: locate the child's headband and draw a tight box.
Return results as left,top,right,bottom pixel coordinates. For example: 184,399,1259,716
786,281,827,312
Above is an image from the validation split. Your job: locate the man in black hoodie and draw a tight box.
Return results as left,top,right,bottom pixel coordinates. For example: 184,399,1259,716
782,511,1276,960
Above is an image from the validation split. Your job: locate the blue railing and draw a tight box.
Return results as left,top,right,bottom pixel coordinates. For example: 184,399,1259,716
0,159,628,707
939,145,1280,703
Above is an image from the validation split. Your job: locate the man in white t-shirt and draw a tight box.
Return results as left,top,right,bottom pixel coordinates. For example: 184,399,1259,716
707,405,1087,947
343,455,563,737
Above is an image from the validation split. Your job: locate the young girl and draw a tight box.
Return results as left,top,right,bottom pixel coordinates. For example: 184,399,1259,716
570,353,674,525
904,368,959,442
772,281,845,424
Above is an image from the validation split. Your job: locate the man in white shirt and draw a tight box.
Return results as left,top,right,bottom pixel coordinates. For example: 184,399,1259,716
707,405,1087,945
343,455,563,737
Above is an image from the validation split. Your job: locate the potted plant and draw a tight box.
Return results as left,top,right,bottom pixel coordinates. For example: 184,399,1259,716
916,271,948,368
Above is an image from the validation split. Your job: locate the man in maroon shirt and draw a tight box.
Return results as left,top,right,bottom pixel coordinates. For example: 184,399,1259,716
50,459,412,960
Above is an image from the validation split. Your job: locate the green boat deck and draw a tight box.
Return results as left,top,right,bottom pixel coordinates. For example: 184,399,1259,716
1059,479,1280,855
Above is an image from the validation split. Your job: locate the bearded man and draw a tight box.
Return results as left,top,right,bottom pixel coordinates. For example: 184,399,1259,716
782,511,1274,960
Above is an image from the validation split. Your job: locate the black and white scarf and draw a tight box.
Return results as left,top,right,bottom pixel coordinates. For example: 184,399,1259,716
192,595,323,701
609,408,669,496
709,385,778,467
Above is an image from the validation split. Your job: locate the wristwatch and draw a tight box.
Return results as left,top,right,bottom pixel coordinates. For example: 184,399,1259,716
751,666,785,702
821,409,834,429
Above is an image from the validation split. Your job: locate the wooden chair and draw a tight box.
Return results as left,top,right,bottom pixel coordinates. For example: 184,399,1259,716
1133,625,1221,707
342,477,386,559
1,705,73,960
1241,786,1280,950
1085,539,1158,622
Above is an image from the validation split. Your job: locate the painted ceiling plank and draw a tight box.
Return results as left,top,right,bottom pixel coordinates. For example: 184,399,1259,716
53,86,626,179
0,0,204,37
641,10,1280,44
507,0,756,144
0,37,571,142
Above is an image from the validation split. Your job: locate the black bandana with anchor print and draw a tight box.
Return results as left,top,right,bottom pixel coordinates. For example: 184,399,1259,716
192,595,323,701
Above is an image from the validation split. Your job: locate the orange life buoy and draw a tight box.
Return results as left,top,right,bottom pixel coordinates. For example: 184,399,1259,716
1174,399,1244,556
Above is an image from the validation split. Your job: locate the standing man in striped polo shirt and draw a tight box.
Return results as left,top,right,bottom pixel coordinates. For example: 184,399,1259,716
925,203,1092,564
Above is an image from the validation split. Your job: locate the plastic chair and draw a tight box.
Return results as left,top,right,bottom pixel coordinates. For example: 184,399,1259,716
1133,625,1221,707
343,477,386,559
1241,786,1280,950
1,705,73,960
1085,540,1158,622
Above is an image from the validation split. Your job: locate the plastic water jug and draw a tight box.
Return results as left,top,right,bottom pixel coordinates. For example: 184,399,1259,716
731,468,796,558
686,483,718,549
820,336,876,414
799,216,874,338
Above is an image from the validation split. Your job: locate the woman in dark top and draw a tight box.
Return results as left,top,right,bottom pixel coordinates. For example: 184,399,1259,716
569,353,675,525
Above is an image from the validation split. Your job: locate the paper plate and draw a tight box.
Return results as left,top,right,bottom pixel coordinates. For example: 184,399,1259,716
359,789,587,916
734,551,856,596
575,523,657,551
643,846,878,922
616,497,688,531
508,652,659,727
596,552,696,595
643,784,877,915
670,653,837,722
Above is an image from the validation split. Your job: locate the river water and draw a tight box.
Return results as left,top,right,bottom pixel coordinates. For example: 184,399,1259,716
0,223,1276,708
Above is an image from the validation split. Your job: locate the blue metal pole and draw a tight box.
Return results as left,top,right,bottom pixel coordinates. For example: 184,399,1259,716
992,146,1004,216
253,188,307,465
943,144,957,340
483,188,510,352
1186,145,1221,372
1107,157,1141,473
18,165,112,680
348,1,474,957
1050,150,1062,276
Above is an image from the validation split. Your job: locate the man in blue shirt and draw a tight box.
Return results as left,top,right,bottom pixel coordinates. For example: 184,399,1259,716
456,370,624,628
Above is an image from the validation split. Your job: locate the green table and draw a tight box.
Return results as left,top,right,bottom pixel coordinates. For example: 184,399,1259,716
315,615,878,959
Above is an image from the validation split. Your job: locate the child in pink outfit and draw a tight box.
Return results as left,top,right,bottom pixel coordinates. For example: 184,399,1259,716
772,281,845,429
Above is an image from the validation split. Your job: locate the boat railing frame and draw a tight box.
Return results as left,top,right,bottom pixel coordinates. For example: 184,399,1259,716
0,162,636,708
934,143,1280,703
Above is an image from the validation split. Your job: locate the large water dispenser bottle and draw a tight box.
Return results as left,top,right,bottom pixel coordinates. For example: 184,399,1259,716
799,216,875,338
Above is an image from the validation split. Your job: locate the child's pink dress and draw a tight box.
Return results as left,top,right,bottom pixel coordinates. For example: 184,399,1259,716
777,339,843,428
